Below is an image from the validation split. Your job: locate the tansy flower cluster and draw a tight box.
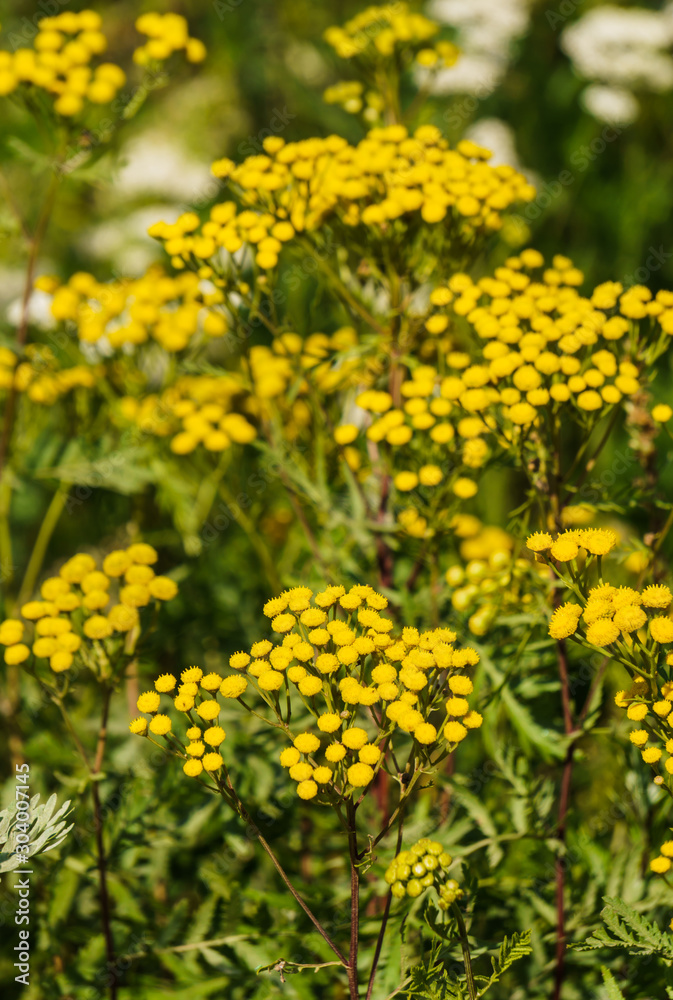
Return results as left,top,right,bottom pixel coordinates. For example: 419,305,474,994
614,677,673,789
323,80,399,128
244,334,361,445
42,268,227,354
148,126,535,276
112,326,362,457
132,585,483,802
0,345,101,405
384,838,454,899
342,367,490,525
323,5,439,60
322,3,458,125
0,544,178,672
0,10,126,116
531,535,673,650
253,327,361,399
425,250,672,432
527,526,619,571
546,583,673,650
321,249,672,526
117,375,257,456
538,529,673,800
133,13,206,66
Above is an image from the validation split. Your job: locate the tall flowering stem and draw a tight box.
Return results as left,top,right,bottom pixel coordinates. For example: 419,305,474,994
132,583,484,995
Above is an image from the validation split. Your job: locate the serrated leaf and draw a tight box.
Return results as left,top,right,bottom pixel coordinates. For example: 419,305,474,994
574,896,673,962
600,967,626,1000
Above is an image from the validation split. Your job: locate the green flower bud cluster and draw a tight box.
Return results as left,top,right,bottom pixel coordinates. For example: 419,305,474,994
384,838,453,899
438,878,463,910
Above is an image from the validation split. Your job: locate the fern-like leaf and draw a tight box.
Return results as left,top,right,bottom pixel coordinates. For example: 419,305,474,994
574,896,673,962
403,965,468,999
490,929,533,980
475,930,533,995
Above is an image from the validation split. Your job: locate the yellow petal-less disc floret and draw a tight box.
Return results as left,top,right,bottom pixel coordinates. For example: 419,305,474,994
651,618,673,644
137,691,161,713
586,619,620,646
196,700,221,721
444,721,467,743
347,762,374,787
280,747,300,767
203,752,224,771
297,779,318,799
149,714,172,735
526,532,553,553
341,727,369,750
204,726,226,747
5,644,30,664
294,733,320,754
548,603,582,640
220,676,248,698
642,585,672,609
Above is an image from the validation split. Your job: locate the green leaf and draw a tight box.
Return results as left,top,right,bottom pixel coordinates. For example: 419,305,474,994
489,930,533,984
5,136,53,172
500,685,570,762
574,896,673,962
446,782,502,868
47,866,79,927
600,967,626,1000
36,442,158,494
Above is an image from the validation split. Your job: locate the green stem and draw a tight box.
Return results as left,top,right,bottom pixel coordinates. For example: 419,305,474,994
0,473,13,599
222,769,348,966
347,798,360,1000
451,902,476,1000
15,482,69,611
365,814,405,1000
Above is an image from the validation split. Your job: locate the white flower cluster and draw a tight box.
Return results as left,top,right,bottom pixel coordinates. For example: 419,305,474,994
425,0,532,96
561,4,673,123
